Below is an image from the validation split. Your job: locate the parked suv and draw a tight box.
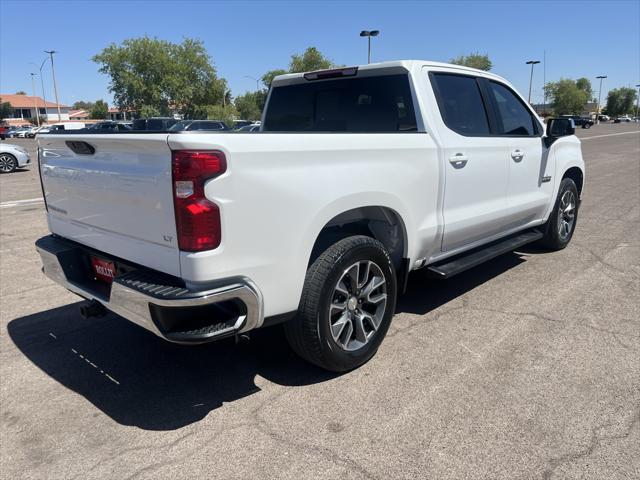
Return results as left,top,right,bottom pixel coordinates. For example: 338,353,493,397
132,117,178,131
36,61,584,372
561,115,594,129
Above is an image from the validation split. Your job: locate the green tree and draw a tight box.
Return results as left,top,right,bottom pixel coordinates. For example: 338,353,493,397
450,53,492,71
90,100,109,119
205,104,238,127
15,91,26,95
72,100,95,111
605,87,638,116
139,105,161,118
0,102,13,119
261,69,288,88
93,36,228,118
575,78,593,99
544,79,589,115
234,90,266,120
289,47,334,72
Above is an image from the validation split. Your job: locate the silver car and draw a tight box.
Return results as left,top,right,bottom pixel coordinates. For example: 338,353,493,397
0,143,31,173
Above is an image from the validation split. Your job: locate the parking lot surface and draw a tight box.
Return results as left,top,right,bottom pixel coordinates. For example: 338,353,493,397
1,123,639,479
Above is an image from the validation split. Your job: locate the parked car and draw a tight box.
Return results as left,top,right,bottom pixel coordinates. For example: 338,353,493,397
597,115,610,122
5,127,26,138
36,60,584,372
26,126,46,138
232,120,253,129
86,121,132,132
560,115,593,129
36,122,87,135
132,117,178,131
236,124,261,132
0,143,31,173
168,120,230,132
11,127,32,138
614,115,632,123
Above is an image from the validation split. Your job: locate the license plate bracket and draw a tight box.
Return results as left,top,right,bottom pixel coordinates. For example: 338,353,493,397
90,256,115,284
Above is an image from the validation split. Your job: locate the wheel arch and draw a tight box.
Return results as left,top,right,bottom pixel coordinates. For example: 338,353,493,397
308,205,409,273
562,166,584,197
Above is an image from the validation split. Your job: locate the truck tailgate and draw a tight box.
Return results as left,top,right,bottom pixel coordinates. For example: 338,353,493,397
38,134,181,276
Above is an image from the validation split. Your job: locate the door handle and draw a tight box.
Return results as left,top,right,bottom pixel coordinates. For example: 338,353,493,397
449,153,468,168
511,149,524,161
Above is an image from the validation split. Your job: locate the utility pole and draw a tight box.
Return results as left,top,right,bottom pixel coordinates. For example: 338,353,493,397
543,50,547,112
245,75,260,91
636,84,640,121
526,60,540,105
30,73,40,127
360,30,380,64
31,58,48,122
596,75,607,124
44,50,62,121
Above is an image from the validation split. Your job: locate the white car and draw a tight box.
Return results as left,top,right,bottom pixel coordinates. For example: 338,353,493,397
615,115,632,123
36,60,585,372
0,143,31,173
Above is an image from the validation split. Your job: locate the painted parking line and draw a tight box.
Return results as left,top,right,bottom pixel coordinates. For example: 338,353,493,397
580,130,640,141
0,197,44,209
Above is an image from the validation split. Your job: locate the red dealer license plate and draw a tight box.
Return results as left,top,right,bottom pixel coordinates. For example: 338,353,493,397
91,256,115,284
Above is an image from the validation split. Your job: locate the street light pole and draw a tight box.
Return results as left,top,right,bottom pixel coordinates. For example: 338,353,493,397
31,58,48,122
359,30,380,64
526,60,540,105
244,75,260,91
596,75,607,125
44,50,62,121
635,84,640,121
30,73,40,127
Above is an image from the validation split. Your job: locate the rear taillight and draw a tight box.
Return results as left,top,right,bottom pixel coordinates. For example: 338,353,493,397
171,150,227,252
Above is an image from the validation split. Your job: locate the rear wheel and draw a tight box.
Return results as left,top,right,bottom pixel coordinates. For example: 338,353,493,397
0,153,17,173
285,235,397,372
540,177,579,250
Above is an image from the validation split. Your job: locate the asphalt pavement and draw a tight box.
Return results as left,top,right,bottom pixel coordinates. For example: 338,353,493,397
0,123,638,479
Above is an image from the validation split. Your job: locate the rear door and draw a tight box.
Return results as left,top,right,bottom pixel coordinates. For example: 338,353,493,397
39,134,181,275
483,79,552,228
429,71,511,251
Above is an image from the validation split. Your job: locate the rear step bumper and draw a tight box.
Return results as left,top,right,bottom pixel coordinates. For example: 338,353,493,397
35,235,264,344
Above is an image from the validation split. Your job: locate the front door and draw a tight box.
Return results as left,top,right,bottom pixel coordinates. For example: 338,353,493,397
483,80,553,229
429,71,511,252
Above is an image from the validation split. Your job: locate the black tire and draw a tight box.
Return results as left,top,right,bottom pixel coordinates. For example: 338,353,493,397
584,123,591,129
0,153,17,174
539,177,579,250
285,235,397,372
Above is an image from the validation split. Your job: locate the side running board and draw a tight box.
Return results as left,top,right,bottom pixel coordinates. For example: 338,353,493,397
427,230,543,279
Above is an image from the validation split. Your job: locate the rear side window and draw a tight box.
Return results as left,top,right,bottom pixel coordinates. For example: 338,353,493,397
487,81,538,136
263,74,417,132
431,73,490,135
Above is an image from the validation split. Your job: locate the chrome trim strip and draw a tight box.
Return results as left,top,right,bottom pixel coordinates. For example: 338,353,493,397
36,240,264,343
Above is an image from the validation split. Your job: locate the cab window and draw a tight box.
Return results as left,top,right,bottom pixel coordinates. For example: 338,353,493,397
487,81,539,136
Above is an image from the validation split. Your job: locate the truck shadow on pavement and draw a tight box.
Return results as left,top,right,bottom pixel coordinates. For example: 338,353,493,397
8,252,525,431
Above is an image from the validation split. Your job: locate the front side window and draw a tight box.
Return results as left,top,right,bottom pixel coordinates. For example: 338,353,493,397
263,74,417,132
431,73,490,136
488,81,538,136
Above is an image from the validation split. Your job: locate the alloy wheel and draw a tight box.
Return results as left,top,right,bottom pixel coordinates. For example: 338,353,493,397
557,190,576,241
0,154,16,173
329,260,387,351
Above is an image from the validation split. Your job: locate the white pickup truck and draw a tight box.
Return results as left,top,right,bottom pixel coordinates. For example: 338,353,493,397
36,60,584,372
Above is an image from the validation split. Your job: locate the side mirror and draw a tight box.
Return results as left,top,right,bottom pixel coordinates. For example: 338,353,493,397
545,118,575,146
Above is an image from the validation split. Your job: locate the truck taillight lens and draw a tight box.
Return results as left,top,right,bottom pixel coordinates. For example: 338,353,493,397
171,150,227,252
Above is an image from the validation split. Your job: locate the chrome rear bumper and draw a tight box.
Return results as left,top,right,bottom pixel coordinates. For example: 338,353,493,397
36,235,264,343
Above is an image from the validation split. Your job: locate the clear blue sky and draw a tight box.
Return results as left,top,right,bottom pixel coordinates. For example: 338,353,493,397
1,0,638,107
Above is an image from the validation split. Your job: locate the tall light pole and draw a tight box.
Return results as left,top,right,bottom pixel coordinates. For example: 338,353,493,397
596,75,607,124
44,50,62,121
30,58,48,121
526,60,540,105
360,30,380,64
30,73,40,127
635,84,640,121
244,75,260,91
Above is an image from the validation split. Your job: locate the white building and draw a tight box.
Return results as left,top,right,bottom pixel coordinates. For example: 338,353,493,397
0,93,70,123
